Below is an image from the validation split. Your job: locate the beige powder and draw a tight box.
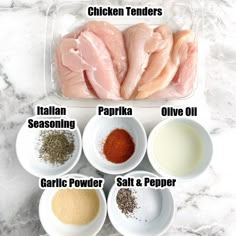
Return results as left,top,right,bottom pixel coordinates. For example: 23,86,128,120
52,189,99,225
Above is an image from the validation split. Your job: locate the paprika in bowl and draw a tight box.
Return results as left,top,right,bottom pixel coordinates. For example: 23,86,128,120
83,116,147,175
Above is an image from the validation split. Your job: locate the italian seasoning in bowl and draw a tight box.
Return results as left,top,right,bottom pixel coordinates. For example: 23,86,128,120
16,121,82,177
38,130,75,165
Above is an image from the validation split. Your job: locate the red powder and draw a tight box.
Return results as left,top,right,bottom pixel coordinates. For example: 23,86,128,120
103,129,135,164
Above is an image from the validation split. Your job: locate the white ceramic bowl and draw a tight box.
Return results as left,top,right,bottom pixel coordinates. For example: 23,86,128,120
39,174,107,236
83,116,147,175
148,118,213,180
108,170,175,236
16,120,82,177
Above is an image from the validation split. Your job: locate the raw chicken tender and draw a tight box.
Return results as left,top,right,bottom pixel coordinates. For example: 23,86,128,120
76,31,121,100
55,38,95,98
121,23,161,99
136,30,195,99
150,42,197,99
139,25,173,86
56,31,121,100
65,21,127,83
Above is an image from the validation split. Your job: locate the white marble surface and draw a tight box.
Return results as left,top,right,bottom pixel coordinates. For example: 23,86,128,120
0,0,236,235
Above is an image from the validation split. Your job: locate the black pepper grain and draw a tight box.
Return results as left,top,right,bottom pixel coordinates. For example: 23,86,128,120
116,188,137,217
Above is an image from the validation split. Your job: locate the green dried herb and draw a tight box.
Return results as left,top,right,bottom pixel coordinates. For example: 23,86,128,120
39,130,75,165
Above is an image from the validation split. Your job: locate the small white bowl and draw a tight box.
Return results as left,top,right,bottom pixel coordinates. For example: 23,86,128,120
16,119,82,177
108,171,175,236
83,116,147,175
39,174,107,236
148,118,213,180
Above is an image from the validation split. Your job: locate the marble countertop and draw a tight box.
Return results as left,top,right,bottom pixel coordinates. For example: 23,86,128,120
0,0,236,235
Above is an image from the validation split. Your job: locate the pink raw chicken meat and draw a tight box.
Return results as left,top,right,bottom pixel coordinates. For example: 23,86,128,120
76,31,121,100
55,38,96,98
138,25,173,86
150,42,197,99
121,23,162,99
65,21,127,83
57,31,121,100
136,30,195,99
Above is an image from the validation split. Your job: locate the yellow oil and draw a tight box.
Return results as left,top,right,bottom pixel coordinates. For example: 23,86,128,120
152,122,202,176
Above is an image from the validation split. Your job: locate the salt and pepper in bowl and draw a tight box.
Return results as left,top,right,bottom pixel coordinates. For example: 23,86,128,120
108,171,175,236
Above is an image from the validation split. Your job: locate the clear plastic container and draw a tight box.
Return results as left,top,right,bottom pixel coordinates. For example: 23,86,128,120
44,0,202,107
